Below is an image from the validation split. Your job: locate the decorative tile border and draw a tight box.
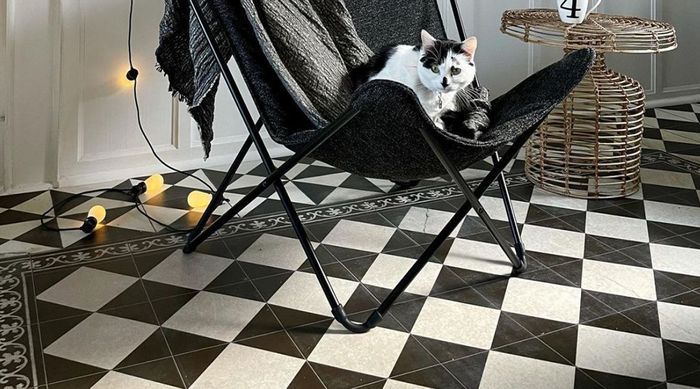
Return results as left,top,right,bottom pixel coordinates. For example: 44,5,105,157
0,150,697,387
0,258,32,389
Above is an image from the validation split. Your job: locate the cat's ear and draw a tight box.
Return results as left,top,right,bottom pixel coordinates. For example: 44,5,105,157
461,37,477,58
421,30,436,48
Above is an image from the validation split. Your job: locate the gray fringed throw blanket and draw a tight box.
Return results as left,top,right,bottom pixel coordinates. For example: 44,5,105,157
156,0,373,158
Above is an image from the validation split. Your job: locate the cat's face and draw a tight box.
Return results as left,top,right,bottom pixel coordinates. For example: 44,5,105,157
417,30,477,93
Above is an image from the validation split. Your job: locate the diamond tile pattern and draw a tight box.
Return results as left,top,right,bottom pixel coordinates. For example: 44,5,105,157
2,103,700,388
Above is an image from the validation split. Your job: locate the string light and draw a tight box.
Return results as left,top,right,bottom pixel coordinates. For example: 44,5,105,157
130,174,165,196
80,205,106,233
187,190,213,208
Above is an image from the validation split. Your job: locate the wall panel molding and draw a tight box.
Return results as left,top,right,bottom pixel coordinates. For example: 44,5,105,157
0,0,9,192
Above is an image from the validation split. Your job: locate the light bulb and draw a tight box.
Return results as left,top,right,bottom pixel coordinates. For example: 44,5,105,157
144,174,164,192
81,205,106,233
187,191,213,208
88,205,107,223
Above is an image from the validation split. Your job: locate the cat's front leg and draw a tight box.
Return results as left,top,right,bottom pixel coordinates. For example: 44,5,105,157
433,116,445,129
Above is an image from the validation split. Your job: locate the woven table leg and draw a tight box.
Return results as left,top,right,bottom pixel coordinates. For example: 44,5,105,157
525,53,645,199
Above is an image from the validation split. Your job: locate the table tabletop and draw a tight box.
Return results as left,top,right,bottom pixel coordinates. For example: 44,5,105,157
501,9,677,54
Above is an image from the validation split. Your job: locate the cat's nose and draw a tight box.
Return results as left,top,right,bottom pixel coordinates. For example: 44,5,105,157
441,77,448,88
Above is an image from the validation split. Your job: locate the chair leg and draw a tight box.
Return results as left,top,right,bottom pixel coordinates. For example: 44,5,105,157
183,120,262,254
416,127,526,272
492,151,526,264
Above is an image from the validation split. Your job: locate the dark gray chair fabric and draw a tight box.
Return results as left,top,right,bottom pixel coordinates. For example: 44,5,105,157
158,0,593,180
345,0,448,50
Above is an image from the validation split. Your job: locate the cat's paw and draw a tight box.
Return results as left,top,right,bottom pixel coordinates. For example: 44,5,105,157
433,117,445,129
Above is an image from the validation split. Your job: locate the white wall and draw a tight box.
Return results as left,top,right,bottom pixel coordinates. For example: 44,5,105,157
1,0,699,193
0,0,7,192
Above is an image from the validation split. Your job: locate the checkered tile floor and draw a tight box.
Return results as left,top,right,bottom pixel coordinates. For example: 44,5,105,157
0,102,699,388
0,157,450,258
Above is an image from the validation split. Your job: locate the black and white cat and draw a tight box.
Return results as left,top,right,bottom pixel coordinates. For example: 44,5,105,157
351,30,478,131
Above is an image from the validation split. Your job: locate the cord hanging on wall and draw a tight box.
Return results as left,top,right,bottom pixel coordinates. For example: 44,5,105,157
39,0,229,237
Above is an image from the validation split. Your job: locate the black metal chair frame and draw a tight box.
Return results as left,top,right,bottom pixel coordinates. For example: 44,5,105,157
184,0,532,333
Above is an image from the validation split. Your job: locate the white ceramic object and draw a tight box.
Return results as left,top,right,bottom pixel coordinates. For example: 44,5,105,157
557,0,602,24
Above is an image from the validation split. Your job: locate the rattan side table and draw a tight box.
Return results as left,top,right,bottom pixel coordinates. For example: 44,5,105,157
501,9,677,198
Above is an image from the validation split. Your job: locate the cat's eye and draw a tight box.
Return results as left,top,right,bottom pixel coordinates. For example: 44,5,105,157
431,65,439,73
451,67,461,75
468,62,475,67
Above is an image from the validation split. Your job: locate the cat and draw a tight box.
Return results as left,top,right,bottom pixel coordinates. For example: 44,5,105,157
350,30,480,136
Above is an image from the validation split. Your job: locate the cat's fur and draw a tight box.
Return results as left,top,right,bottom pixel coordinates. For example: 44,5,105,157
350,30,479,135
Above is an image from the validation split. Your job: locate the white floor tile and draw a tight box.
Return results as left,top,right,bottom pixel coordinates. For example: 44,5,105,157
322,219,396,253
268,271,358,316
501,278,581,324
398,207,463,237
37,267,137,311
0,220,41,240
645,200,700,228
142,250,233,290
585,212,649,243
576,325,666,381
658,302,700,345
173,170,216,190
212,192,266,217
268,182,315,205
661,129,700,144
190,343,305,389
107,208,156,232
640,168,696,190
530,188,588,211
227,174,265,190
655,108,698,123
443,239,514,276
468,196,529,223
521,225,585,258
11,192,53,215
666,384,699,389
412,297,500,349
644,117,659,128
320,187,382,205
0,240,55,256
237,233,315,270
62,197,135,216
308,321,410,378
295,172,351,187
140,205,189,232
641,138,666,152
479,351,575,389
383,379,432,389
92,371,180,389
581,259,657,300
650,243,700,277
44,313,157,369
163,291,264,341
361,253,442,296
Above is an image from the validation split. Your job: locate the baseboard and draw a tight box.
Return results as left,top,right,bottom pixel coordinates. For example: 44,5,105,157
56,144,291,189
646,94,700,108
0,182,53,196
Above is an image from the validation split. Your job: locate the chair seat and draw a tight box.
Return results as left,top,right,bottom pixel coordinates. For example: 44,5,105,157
277,49,594,180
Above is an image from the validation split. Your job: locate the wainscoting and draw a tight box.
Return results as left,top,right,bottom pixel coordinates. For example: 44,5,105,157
1,0,698,192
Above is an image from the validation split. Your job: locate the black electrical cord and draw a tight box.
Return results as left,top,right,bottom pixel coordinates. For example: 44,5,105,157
40,188,132,232
126,0,219,195
40,186,193,234
39,0,226,235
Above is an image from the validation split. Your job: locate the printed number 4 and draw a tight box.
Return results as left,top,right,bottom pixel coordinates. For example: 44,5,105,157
560,0,581,18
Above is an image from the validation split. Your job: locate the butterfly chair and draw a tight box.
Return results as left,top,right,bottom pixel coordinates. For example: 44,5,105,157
171,0,593,333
